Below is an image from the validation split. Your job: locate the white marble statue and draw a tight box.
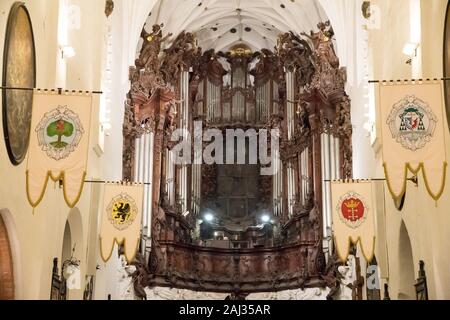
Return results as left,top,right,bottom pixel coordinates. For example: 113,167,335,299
117,255,137,300
337,255,357,300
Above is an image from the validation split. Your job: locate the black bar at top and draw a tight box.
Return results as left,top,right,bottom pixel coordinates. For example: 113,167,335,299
368,77,450,83
323,178,386,182
324,178,417,182
0,86,102,94
84,180,152,186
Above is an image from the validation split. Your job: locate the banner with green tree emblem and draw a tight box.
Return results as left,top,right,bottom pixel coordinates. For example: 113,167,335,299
26,90,92,208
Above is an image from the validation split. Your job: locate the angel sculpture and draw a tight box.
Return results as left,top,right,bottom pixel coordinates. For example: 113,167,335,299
161,31,198,84
136,23,173,73
276,32,315,85
302,21,339,69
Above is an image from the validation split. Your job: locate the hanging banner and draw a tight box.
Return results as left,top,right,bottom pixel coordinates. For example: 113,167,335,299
100,182,144,263
26,90,92,208
377,81,447,201
331,180,376,263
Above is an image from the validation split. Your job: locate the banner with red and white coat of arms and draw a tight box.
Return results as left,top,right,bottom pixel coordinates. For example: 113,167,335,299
377,81,447,201
331,180,376,263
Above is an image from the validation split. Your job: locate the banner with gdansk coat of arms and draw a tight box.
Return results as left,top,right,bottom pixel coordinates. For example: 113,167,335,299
331,180,376,263
26,90,92,208
100,183,144,263
377,81,447,201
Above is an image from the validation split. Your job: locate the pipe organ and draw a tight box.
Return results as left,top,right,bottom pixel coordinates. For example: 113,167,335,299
196,54,281,126
123,26,353,295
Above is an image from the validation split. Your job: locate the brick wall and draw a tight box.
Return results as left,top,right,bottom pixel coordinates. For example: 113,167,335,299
0,215,14,300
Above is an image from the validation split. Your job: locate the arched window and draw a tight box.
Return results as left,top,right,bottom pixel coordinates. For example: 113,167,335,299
444,0,450,127
398,222,416,300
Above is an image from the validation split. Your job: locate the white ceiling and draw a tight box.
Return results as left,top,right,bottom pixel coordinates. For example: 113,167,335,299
143,0,328,52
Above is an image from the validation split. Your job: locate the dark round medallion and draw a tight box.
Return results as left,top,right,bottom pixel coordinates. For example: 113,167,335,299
444,2,450,133
2,2,36,165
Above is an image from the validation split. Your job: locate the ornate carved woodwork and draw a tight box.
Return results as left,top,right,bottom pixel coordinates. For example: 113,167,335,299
298,21,353,179
50,258,67,300
149,241,325,293
135,23,172,72
130,253,152,300
353,256,365,300
249,49,285,87
161,31,199,85
123,22,353,295
194,49,229,86
122,24,179,180
280,129,311,163
139,189,328,293
276,32,315,87
122,68,177,180
320,252,343,300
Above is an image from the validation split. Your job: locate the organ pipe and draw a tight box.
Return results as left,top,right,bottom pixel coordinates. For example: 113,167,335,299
286,72,295,217
321,131,341,255
178,71,190,213
135,132,154,251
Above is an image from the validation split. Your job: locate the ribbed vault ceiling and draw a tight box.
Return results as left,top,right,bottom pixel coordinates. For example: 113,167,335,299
143,0,328,52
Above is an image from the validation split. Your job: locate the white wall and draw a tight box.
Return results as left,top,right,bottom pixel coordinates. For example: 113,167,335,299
0,0,118,300
367,0,450,300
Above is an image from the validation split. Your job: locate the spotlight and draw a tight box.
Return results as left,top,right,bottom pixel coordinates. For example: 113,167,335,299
102,122,112,131
261,214,271,224
402,43,419,57
60,46,76,59
402,43,419,65
204,213,214,223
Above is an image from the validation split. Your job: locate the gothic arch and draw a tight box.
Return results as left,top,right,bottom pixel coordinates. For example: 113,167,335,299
397,221,416,300
62,222,72,269
65,208,84,263
0,214,14,299
58,208,84,300
0,210,22,300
